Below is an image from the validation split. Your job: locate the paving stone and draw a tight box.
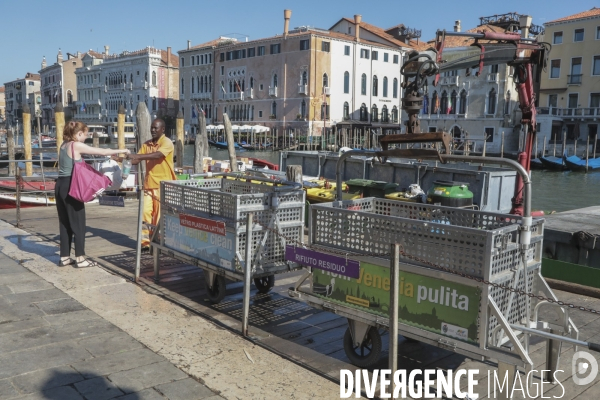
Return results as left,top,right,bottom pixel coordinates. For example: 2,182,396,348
72,348,166,378
3,288,68,305
0,341,90,379
154,378,215,400
0,301,45,323
108,361,188,394
78,332,144,357
44,309,101,326
201,396,226,400
7,280,55,294
0,285,12,296
0,378,19,400
0,272,40,285
15,385,85,400
0,318,120,354
11,365,84,395
0,261,27,275
115,388,165,400
74,376,124,400
36,298,88,315
0,317,48,335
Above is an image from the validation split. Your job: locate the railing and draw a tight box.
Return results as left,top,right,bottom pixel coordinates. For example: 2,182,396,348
245,88,254,99
567,74,582,85
191,92,211,100
268,86,278,97
219,92,244,101
298,84,308,95
440,76,459,86
537,107,600,117
486,73,499,83
323,87,331,95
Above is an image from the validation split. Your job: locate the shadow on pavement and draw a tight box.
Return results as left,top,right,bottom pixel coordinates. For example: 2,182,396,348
39,369,141,399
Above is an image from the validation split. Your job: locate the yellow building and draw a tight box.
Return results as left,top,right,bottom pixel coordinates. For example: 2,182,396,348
538,7,600,150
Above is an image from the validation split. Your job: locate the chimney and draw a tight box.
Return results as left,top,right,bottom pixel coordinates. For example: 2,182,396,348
354,14,362,43
104,45,110,56
454,20,461,32
284,9,292,38
167,46,171,66
77,51,81,58
41,56,47,70
187,40,191,50
519,15,532,38
57,48,63,63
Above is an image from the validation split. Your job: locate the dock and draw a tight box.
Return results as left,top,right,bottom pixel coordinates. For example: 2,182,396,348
1,203,600,398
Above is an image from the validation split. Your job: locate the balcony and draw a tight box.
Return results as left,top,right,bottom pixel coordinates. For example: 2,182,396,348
323,87,331,96
568,74,582,85
245,88,254,99
440,76,459,86
219,91,244,101
191,92,211,100
486,73,499,83
536,106,600,119
268,86,278,97
298,84,308,95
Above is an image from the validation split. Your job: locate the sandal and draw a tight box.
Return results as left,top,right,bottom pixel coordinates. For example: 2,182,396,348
76,259,99,268
58,258,75,267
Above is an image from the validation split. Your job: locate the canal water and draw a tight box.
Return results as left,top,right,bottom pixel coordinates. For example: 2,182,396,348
184,146,600,213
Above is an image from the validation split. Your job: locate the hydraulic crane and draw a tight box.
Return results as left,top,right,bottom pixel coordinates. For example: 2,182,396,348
381,23,549,216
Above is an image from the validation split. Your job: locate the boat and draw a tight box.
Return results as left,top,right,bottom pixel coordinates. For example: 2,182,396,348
539,155,567,171
209,140,245,151
0,179,55,192
85,125,110,144
0,192,55,209
0,153,25,168
563,155,600,172
241,143,273,151
530,158,544,170
245,157,279,170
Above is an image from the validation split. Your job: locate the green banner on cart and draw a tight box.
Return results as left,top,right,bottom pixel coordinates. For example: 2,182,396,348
312,262,481,344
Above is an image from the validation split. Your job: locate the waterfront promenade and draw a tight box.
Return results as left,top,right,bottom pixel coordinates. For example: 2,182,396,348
1,203,600,399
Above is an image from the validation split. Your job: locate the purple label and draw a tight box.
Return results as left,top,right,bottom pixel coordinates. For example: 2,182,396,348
285,245,360,279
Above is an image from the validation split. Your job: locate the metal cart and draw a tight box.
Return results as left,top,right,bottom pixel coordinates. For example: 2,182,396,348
151,174,305,304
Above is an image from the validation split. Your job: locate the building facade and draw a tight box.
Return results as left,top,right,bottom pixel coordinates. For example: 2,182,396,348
39,49,84,128
537,7,600,152
74,46,179,132
0,87,5,125
3,73,41,129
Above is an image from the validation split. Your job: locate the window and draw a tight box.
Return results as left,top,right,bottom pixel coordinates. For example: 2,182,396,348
392,106,399,123
258,110,263,118
343,102,349,120
152,71,156,86
191,56,195,66
220,66,225,75
570,57,582,84
273,74,278,87
490,64,499,73
322,73,328,89
361,74,367,95
593,56,600,75
450,90,457,114
300,40,310,51
382,77,388,97
504,91,511,115
393,78,398,99
597,26,600,39
384,53,389,62
372,76,378,96
381,105,389,122
371,104,378,122
271,101,276,117
258,46,265,56
181,78,184,94
548,94,558,108
431,91,438,114
592,93,600,108
568,93,578,108
488,88,497,114
574,29,584,42
344,45,350,56
320,103,330,119
550,59,561,78
301,100,306,118
553,32,563,44
220,53,225,62
301,72,307,85
393,54,399,64
321,41,330,52
343,72,349,94
260,84,264,90
270,43,281,54
485,127,494,143
459,90,467,114
180,57,184,67
248,47,255,57
360,49,369,59
441,91,448,114
360,103,368,121
372,51,378,61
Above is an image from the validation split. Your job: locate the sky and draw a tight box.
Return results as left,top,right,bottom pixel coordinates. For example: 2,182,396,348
1,0,598,85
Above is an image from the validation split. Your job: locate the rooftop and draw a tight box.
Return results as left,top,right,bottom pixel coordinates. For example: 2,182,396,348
426,24,507,48
546,7,600,24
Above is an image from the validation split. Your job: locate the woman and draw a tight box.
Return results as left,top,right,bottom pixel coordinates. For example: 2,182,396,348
56,121,130,268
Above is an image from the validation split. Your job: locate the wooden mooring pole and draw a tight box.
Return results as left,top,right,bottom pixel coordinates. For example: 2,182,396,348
22,104,32,177
175,111,184,169
193,111,209,173
7,127,15,177
134,101,151,283
223,113,238,172
55,103,65,161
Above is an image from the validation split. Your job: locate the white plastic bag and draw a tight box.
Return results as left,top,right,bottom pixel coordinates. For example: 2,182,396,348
95,159,123,191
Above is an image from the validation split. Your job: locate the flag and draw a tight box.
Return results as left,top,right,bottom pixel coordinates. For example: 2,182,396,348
422,95,429,115
434,96,440,113
221,82,226,94
192,106,197,118
199,106,205,116
447,97,452,114
234,80,242,92
80,102,86,112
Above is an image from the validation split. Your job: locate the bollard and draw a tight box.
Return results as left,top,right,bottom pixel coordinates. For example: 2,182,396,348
55,103,65,162
176,111,184,168
242,212,253,336
23,104,32,177
117,104,126,151
92,132,99,148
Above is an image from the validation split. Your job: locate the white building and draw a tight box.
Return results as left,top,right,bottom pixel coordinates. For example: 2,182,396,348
74,46,179,133
3,73,41,129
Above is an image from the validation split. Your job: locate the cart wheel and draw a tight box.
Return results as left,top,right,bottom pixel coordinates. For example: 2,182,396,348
254,275,275,294
204,274,227,304
343,327,382,368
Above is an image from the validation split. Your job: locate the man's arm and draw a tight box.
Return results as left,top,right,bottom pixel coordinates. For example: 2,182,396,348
113,151,164,165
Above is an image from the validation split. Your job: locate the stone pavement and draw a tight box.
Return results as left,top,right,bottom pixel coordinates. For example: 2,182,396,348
0,251,222,400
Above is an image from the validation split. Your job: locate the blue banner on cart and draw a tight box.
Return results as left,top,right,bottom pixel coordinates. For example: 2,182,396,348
285,245,360,279
164,214,236,270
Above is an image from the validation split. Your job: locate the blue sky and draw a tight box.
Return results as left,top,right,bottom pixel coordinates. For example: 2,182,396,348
1,0,597,85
